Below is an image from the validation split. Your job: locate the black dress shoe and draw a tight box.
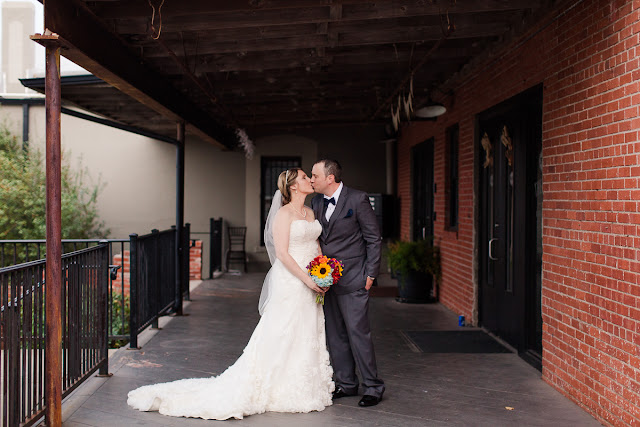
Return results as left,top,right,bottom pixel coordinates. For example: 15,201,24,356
332,386,353,400
358,395,381,407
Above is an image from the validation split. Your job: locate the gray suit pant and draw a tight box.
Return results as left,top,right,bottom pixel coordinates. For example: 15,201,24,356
324,288,385,398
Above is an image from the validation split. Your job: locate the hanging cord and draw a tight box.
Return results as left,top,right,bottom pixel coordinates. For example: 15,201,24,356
370,35,450,120
370,8,454,120
148,0,165,40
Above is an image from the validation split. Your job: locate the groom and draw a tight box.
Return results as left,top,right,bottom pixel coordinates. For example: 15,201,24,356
310,159,385,407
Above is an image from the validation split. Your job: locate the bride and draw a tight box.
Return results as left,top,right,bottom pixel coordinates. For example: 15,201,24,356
127,168,334,420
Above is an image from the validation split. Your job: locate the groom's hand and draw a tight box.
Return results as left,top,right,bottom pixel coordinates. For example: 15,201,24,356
365,276,374,291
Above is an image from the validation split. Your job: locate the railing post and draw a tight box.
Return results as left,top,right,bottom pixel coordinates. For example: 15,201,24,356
99,241,110,376
174,121,185,315
209,218,214,279
128,234,139,349
8,271,19,426
184,223,191,301
210,218,223,278
151,229,160,329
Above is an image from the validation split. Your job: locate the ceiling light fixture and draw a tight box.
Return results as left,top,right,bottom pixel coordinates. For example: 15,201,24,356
414,101,446,119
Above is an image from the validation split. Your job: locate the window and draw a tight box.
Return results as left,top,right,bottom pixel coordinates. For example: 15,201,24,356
446,124,459,229
260,157,302,245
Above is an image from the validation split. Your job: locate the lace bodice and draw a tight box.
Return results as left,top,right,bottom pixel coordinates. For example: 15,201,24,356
288,220,322,267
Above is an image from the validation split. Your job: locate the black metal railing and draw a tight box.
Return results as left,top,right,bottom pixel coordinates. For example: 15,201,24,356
0,224,191,348
0,244,109,427
189,218,223,279
0,239,130,342
129,229,177,348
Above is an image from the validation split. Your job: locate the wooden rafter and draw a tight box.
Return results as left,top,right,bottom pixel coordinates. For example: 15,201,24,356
43,0,236,148
32,0,546,132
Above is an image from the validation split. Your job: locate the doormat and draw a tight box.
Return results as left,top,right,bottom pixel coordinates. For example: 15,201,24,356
403,330,512,353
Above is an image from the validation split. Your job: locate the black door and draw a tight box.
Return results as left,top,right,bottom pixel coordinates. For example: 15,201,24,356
478,86,543,369
412,139,434,241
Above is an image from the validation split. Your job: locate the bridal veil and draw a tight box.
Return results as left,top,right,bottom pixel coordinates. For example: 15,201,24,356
258,189,282,315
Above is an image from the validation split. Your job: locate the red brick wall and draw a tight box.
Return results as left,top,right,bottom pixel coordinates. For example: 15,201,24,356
111,241,203,294
396,1,640,425
111,251,130,295
189,240,203,280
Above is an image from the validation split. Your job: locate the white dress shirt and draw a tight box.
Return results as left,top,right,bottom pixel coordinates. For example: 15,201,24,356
324,182,344,221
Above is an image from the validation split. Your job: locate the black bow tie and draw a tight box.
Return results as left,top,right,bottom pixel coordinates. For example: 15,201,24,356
324,197,336,207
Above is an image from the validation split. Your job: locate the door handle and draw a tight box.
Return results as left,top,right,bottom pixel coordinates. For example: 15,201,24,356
488,238,498,261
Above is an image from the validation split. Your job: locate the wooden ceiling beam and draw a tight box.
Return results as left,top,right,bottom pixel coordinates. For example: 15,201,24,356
200,68,450,91
91,0,541,20
126,23,320,46
138,23,504,58
124,11,515,53
146,40,477,74
232,113,379,126
44,0,236,148
146,50,329,73
92,0,353,19
106,0,540,33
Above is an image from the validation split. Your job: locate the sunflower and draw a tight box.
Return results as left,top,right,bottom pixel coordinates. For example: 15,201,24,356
311,262,331,279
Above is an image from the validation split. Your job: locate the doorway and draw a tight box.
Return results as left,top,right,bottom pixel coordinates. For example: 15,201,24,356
412,138,434,241
477,86,543,369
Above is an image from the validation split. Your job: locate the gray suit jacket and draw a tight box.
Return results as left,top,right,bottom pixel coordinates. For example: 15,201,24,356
312,186,382,294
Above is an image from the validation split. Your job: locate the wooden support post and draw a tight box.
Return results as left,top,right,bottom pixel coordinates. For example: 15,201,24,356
43,37,63,427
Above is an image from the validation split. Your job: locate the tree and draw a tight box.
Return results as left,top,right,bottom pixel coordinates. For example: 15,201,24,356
0,125,108,240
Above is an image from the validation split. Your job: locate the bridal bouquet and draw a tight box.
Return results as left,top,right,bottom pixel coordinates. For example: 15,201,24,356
306,255,344,305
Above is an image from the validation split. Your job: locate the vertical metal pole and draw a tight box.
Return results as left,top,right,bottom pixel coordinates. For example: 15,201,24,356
184,223,191,301
129,234,139,349
209,218,214,279
22,103,30,151
44,42,62,427
151,229,159,329
175,122,185,315
98,241,109,376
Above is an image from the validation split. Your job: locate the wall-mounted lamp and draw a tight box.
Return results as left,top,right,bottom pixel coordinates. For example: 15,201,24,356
414,102,447,119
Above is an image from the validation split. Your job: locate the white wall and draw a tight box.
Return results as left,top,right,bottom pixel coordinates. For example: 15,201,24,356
0,104,246,276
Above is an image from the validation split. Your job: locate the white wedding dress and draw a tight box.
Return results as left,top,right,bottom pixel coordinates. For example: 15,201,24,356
127,219,334,420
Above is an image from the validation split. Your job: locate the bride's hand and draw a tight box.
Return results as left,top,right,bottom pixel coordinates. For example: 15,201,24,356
305,279,324,294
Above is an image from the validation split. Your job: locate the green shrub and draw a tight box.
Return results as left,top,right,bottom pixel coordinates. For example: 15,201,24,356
109,291,130,348
387,239,441,282
0,125,108,242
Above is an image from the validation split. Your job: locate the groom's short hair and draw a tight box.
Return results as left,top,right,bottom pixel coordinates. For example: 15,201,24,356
317,159,342,183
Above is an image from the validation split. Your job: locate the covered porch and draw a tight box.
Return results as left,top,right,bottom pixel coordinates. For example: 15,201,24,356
59,275,599,426
24,0,639,425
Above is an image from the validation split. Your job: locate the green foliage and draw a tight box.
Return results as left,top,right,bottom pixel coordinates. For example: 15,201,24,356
0,125,108,240
387,239,441,282
109,291,130,348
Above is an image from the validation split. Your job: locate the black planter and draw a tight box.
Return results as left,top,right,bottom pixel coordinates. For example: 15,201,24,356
395,270,435,303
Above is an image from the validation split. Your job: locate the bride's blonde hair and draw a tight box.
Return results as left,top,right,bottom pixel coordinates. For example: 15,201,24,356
277,168,301,205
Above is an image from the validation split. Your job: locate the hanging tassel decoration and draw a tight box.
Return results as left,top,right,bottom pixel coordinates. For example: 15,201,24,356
481,132,493,168
403,94,411,121
391,104,399,132
236,128,255,159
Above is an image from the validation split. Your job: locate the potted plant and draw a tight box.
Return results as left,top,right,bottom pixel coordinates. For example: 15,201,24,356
387,239,441,303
